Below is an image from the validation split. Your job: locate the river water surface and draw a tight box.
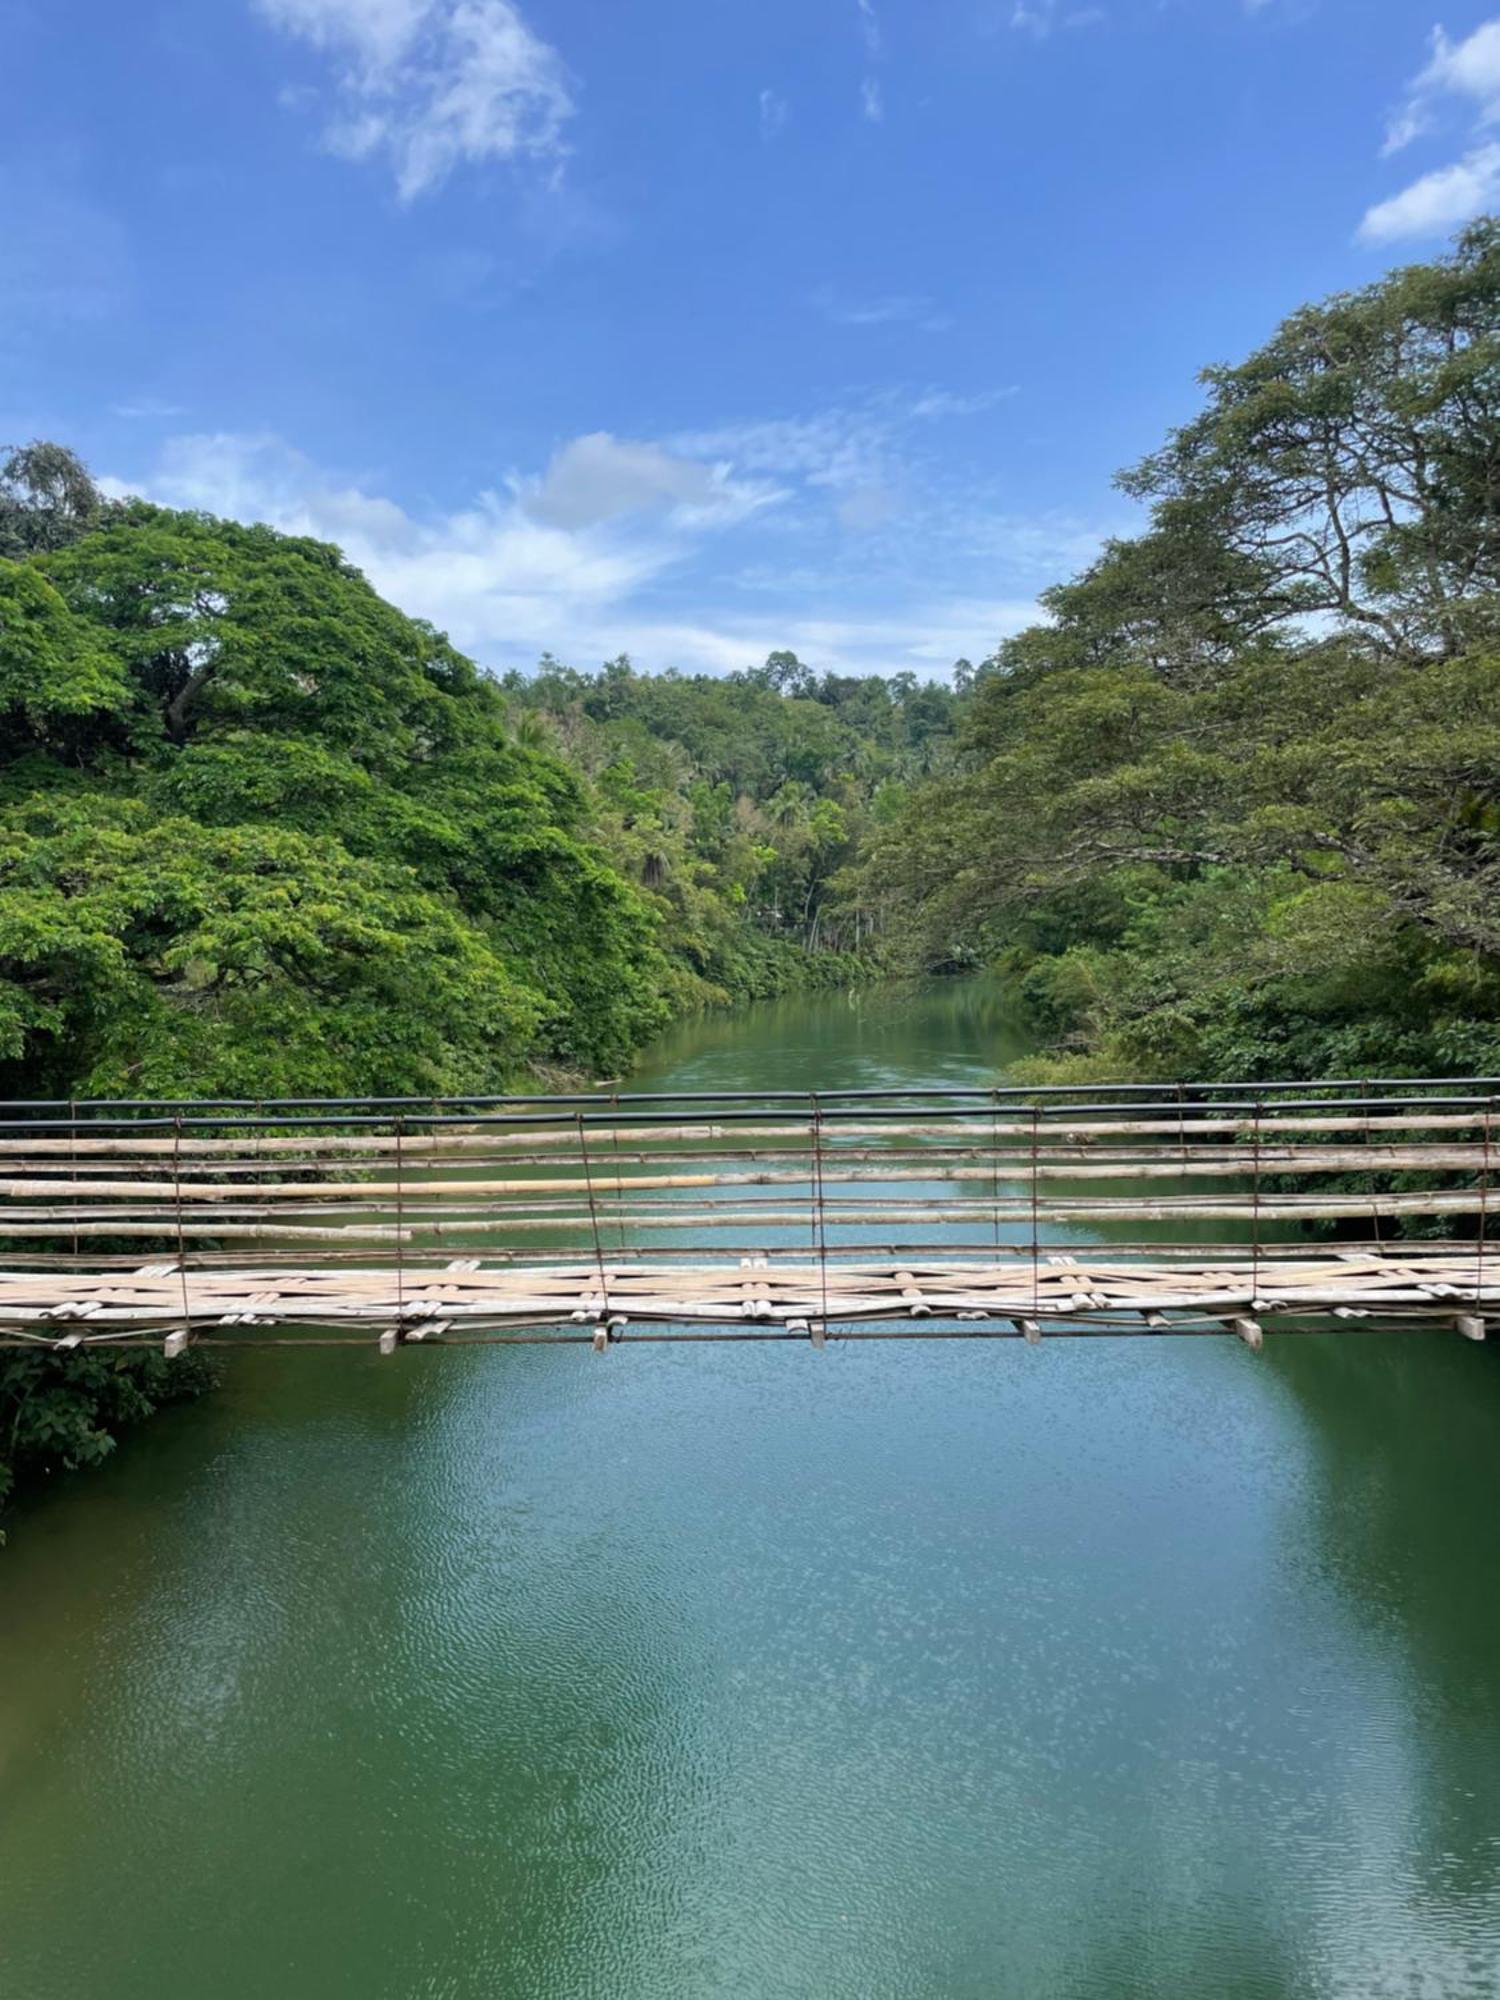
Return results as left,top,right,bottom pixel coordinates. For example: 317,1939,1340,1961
3,981,1500,1999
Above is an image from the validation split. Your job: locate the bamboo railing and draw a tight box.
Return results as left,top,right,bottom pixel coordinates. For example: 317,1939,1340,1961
0,1077,1496,1346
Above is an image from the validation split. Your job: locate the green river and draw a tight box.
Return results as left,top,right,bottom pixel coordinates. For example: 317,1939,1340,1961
3,980,1500,1999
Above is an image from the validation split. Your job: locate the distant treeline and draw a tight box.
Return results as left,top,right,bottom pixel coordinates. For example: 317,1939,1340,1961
500,651,959,991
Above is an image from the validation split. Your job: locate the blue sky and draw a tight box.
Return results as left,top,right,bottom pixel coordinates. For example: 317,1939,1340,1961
5,0,1499,678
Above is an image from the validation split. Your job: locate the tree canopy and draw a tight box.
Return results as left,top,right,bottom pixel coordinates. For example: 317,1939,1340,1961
862,224,1500,1081
0,498,674,1094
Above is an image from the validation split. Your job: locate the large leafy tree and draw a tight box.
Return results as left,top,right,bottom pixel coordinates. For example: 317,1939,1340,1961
1120,220,1500,661
0,503,671,1091
866,225,1500,1081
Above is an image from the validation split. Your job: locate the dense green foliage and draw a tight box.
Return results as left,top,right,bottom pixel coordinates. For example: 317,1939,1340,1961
501,650,958,1000
864,224,1500,1081
0,1343,218,1523
0,493,679,1096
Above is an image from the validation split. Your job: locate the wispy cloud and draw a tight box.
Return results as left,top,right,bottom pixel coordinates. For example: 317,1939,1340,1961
253,0,574,199
855,0,885,121
814,287,952,333
1010,1,1106,37
1360,17,1500,241
758,88,788,141
1382,19,1500,155
112,399,187,421
1359,141,1500,244
108,430,699,659
909,387,1019,419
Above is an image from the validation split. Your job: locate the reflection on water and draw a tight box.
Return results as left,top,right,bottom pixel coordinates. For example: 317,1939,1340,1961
2,980,1500,1999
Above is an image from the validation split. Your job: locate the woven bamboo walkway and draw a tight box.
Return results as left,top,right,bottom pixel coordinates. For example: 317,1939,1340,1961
2,1079,1498,1350
0,1250,1495,1349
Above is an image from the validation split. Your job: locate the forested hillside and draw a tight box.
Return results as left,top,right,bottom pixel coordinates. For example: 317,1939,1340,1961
863,223,1500,1082
502,652,957,996
0,452,938,1103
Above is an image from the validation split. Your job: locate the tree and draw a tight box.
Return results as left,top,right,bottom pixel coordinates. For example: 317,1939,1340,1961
1122,220,1500,661
0,441,108,558
864,226,1500,1081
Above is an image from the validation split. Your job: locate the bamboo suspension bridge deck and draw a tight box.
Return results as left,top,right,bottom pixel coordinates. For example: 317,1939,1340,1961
1,1079,1498,1352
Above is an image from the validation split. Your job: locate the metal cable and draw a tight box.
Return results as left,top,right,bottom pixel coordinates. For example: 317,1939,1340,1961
1480,1098,1492,1312
1251,1098,1262,1307
395,1115,406,1338
991,1088,1002,1258
172,1113,191,1342
1030,1102,1040,1320
811,1093,829,1333
577,1111,610,1324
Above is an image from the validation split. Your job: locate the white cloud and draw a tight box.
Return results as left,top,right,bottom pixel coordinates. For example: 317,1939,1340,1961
114,431,677,652
253,0,573,199
860,76,885,122
599,601,1040,678
758,88,788,141
1358,140,1500,243
1383,19,1500,155
104,394,1087,681
524,432,776,530
856,0,883,61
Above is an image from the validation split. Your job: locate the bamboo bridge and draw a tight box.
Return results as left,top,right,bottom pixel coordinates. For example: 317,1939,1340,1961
1,1079,1499,1354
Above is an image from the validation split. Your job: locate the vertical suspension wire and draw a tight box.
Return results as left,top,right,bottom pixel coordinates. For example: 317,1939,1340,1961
1361,1082,1379,1253
1479,1097,1492,1316
172,1112,191,1344
609,1091,627,1259
991,1088,1002,1261
69,1097,79,1267
577,1110,610,1322
810,1091,829,1332
1251,1097,1262,1309
253,1099,265,1290
1029,1101,1040,1320
395,1114,406,1335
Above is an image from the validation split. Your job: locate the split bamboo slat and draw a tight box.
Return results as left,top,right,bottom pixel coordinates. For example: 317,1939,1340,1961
0,1078,1496,1347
